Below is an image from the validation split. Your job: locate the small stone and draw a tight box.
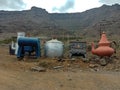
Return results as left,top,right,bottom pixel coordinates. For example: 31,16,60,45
90,68,99,72
60,84,63,87
90,68,95,72
89,64,98,68
115,69,119,71
31,66,46,72
67,64,70,67
71,58,76,61
79,70,83,72
82,58,90,62
94,68,99,72
68,78,72,81
100,59,107,66
53,66,63,69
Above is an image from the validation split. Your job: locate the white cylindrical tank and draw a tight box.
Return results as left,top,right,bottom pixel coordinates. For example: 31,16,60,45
15,32,25,55
44,39,64,58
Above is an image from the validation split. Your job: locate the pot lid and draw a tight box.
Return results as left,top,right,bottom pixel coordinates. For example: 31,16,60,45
98,32,110,44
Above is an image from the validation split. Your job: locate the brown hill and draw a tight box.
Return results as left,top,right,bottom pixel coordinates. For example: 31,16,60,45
0,4,120,38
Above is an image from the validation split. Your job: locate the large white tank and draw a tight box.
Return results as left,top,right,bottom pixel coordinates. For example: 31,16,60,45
44,39,64,58
15,32,25,55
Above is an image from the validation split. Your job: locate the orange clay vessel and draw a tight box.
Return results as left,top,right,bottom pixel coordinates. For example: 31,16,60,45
91,32,114,57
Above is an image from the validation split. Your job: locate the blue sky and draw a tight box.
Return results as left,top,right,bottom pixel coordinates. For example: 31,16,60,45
0,0,119,13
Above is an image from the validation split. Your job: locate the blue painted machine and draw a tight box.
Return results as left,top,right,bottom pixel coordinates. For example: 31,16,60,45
17,37,41,59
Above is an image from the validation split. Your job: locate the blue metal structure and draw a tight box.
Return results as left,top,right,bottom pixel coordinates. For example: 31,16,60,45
17,37,41,58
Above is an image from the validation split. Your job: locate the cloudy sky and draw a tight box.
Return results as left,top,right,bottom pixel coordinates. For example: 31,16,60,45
0,0,119,13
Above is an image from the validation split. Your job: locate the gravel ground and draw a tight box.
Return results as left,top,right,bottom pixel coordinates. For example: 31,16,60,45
0,45,120,90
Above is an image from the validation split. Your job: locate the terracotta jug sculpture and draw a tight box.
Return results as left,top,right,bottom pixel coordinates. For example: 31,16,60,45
91,32,114,57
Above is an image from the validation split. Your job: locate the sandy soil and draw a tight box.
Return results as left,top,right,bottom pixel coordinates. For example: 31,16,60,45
0,45,120,90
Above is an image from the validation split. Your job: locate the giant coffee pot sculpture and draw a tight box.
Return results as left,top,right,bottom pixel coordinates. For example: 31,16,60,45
91,32,114,57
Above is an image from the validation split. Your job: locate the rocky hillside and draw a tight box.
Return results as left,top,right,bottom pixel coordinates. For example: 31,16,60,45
51,4,120,36
0,4,120,38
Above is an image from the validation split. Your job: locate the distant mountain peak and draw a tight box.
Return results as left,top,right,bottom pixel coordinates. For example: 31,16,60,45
101,3,120,8
30,6,48,13
112,3,120,6
102,4,109,7
31,6,42,10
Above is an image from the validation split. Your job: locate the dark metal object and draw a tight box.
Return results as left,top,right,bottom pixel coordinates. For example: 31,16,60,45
69,41,87,58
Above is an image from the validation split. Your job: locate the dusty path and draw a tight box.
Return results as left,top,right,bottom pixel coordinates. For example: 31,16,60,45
0,45,120,90
0,69,120,90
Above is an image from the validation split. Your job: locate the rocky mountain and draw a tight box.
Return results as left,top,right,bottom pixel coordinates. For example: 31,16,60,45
0,4,120,38
50,4,120,36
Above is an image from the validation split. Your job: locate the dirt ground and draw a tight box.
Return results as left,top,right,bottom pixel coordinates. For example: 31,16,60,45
0,45,120,90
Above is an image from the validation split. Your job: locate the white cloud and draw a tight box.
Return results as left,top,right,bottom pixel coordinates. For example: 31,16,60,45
99,0,120,5
23,0,66,12
1,0,119,12
23,0,102,13
0,0,25,10
74,0,102,12
52,0,75,13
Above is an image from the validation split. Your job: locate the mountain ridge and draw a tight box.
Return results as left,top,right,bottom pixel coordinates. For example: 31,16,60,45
0,4,120,38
